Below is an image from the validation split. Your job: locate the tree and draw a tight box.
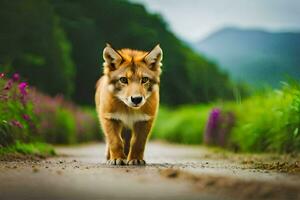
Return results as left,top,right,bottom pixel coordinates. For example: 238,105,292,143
0,0,75,97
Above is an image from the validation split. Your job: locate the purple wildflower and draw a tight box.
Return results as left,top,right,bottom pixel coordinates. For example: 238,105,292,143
204,108,235,147
12,73,20,82
204,108,221,145
4,79,13,90
10,120,23,128
210,108,221,129
22,114,30,121
18,82,28,96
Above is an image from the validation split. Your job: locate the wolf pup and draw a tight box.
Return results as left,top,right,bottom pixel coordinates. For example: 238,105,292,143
95,44,162,165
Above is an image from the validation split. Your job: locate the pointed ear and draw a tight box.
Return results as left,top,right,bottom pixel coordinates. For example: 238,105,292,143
144,44,163,70
103,43,123,72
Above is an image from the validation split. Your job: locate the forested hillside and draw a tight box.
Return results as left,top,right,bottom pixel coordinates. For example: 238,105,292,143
0,0,75,96
0,0,237,106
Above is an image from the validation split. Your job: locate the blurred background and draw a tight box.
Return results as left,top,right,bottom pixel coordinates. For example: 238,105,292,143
0,0,299,155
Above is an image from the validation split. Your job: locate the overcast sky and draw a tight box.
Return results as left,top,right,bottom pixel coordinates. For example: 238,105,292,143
130,0,300,42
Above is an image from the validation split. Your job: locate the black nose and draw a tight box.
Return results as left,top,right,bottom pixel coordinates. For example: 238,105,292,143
131,96,143,105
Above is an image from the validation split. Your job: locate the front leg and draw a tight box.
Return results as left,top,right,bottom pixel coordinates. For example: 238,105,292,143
127,120,153,165
102,118,126,165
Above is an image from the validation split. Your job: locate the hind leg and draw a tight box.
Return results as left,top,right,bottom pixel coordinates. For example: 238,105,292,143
105,143,110,160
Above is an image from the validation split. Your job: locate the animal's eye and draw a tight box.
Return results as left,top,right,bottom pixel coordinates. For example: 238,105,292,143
141,77,149,84
119,77,128,84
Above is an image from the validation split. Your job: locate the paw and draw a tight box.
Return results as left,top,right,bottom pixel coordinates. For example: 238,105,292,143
106,158,126,165
127,159,146,165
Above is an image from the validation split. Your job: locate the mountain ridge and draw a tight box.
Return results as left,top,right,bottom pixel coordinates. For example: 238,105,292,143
195,27,300,87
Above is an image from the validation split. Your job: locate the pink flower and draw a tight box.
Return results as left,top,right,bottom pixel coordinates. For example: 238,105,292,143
10,120,23,128
0,73,4,78
18,82,28,96
12,73,20,82
4,79,13,90
204,108,221,145
22,114,30,121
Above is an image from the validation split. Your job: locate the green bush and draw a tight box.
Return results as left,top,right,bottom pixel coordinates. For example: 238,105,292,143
151,83,300,153
31,89,102,144
40,108,76,144
152,105,212,144
75,107,102,142
0,73,101,150
55,109,76,144
226,83,300,153
0,77,37,146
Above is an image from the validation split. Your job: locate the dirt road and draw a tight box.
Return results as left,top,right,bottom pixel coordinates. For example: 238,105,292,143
0,142,299,200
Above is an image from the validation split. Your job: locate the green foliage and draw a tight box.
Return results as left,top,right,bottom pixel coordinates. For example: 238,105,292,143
75,107,102,142
151,83,300,153
0,74,101,149
152,105,212,144
55,0,236,105
43,108,76,144
0,0,75,97
37,107,101,144
0,141,55,156
227,83,300,153
30,88,102,144
0,79,37,146
0,0,237,106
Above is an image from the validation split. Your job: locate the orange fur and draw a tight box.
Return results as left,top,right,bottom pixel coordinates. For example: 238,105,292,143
95,44,162,165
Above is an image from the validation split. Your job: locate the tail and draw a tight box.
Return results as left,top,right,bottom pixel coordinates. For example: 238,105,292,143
121,128,131,156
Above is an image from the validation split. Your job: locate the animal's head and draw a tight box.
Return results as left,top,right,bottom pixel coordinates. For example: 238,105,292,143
102,44,163,109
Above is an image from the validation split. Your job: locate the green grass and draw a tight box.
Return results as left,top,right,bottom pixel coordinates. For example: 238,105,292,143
226,83,300,153
0,141,56,156
151,83,300,153
151,105,213,144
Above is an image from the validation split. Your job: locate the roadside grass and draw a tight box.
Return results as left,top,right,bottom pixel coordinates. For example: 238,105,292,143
152,82,300,153
152,105,213,144
0,141,56,156
226,83,300,153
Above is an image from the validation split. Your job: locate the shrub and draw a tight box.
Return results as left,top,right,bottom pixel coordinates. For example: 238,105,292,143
0,72,101,148
74,107,102,142
38,107,76,144
204,108,235,147
226,83,300,153
151,83,300,153
0,73,37,146
29,88,101,144
152,105,212,144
